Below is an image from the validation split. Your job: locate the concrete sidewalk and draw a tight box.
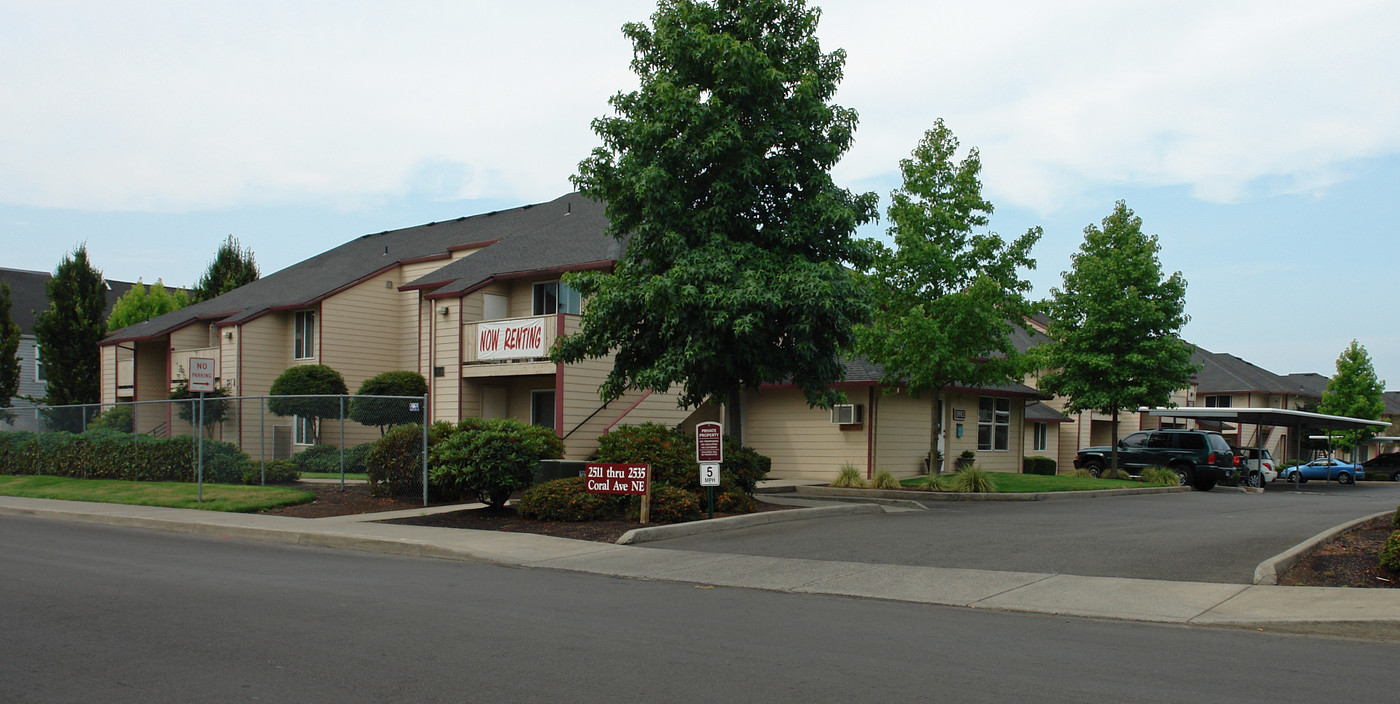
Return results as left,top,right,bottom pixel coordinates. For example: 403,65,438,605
3,495,1398,637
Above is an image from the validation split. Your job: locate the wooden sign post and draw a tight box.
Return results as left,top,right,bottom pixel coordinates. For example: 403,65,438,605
584,463,652,524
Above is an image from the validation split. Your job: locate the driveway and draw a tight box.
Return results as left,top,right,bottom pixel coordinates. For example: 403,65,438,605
655,481,1400,584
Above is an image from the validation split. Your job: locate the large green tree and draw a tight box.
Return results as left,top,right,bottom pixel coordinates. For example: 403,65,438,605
1318,339,1385,453
267,364,348,443
1035,201,1197,472
192,235,259,303
554,0,879,416
0,283,21,423
855,120,1040,472
107,279,190,331
33,245,107,413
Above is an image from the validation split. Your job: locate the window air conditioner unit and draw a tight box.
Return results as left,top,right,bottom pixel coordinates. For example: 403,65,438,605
831,404,863,425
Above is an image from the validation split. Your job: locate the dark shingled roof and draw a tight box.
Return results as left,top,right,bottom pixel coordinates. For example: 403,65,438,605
1190,346,1328,399
1,267,135,334
103,193,614,344
838,356,1042,397
1025,400,1071,422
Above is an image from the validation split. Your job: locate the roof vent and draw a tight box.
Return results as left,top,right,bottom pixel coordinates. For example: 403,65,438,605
566,202,572,215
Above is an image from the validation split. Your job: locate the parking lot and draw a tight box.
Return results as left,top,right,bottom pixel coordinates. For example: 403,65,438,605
656,481,1400,584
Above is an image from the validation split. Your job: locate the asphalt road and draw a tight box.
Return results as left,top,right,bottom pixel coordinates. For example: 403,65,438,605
5,516,1399,703
658,481,1400,583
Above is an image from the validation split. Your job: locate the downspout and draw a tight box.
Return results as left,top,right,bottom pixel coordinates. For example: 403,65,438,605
866,386,876,480
554,312,565,438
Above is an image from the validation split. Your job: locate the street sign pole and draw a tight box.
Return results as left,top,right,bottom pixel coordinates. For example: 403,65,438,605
187,357,217,504
696,421,723,519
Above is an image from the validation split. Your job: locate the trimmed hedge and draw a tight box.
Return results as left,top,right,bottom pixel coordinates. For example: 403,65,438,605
291,443,372,475
1022,456,1057,475
0,430,251,484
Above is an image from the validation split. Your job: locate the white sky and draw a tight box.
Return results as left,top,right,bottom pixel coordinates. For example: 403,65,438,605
3,0,1398,386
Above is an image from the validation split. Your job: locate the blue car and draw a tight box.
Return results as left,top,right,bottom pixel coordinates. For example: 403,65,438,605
1282,458,1365,485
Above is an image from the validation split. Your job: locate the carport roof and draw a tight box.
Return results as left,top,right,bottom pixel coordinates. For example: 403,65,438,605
1140,406,1389,431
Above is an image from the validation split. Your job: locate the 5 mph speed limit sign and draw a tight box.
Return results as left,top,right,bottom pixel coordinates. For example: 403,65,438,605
699,462,721,487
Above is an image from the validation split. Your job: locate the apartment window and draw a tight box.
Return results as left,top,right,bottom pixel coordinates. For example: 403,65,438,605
978,397,1011,451
34,345,46,382
294,310,316,359
531,390,556,431
532,281,581,315
1033,423,1048,452
293,416,315,445
1204,394,1232,408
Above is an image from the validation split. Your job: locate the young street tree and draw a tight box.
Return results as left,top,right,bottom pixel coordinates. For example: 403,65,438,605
855,120,1040,472
192,235,259,303
107,279,190,331
267,364,348,444
0,283,21,423
1034,201,1197,473
554,0,879,419
1318,339,1385,452
33,245,107,413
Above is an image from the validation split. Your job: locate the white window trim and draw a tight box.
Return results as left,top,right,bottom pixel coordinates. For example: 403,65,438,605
294,310,316,360
293,415,315,445
33,345,45,383
532,281,581,316
978,397,1011,452
1033,422,1047,452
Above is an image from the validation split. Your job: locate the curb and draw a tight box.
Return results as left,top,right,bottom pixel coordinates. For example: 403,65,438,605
616,503,883,545
1253,510,1392,585
795,484,1190,503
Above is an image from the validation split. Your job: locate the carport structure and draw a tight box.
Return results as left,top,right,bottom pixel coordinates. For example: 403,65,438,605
1140,406,1389,463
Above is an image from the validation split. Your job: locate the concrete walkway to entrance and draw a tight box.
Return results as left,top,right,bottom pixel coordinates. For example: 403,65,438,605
4,492,1399,637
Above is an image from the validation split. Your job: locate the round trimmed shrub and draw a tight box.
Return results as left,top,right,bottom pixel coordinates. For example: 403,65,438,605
428,418,564,507
517,477,624,522
243,459,300,485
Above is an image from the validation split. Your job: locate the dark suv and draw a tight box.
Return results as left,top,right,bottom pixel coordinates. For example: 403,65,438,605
1362,453,1400,481
1073,429,1237,491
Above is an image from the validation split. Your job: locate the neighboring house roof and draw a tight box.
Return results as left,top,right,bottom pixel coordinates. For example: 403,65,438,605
1025,400,1071,423
103,193,613,345
0,266,135,334
1382,391,1400,416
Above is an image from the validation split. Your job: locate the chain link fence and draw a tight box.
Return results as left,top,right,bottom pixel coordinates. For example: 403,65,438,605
0,394,430,504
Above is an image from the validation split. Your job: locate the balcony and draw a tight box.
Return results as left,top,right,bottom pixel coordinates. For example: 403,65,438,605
462,314,576,377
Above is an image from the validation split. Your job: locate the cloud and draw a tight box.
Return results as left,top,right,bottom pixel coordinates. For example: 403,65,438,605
1,0,1397,215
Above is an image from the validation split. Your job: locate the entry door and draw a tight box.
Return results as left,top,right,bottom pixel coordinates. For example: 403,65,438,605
481,386,507,419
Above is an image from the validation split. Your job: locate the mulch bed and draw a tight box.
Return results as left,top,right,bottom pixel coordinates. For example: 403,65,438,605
1278,515,1400,588
260,482,792,543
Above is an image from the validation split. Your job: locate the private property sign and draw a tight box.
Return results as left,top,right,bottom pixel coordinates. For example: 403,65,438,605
476,318,546,360
584,464,650,495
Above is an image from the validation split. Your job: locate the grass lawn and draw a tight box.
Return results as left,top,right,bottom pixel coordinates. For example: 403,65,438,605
299,472,370,481
898,473,1174,493
0,475,314,512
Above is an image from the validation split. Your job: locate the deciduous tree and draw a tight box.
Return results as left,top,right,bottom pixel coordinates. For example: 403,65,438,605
554,0,879,417
1318,339,1385,452
107,279,190,331
349,370,428,435
855,120,1040,472
1034,201,1197,472
268,365,348,444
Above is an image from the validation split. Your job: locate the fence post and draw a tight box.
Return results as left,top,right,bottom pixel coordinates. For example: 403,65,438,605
421,394,429,507
339,395,346,490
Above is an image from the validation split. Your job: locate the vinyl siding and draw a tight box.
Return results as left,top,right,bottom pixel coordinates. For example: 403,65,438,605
100,345,117,405
320,270,412,449
744,389,868,481
872,389,932,478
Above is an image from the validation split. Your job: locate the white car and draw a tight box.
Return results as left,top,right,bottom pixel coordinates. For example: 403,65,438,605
1237,447,1276,487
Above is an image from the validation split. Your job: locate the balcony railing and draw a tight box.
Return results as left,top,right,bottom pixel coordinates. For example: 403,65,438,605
463,314,576,364
171,346,220,381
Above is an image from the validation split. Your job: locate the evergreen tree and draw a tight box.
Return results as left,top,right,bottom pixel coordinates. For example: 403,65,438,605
855,120,1040,471
33,245,107,414
554,0,879,415
192,235,259,303
1318,340,1386,452
0,283,20,422
1034,202,1197,473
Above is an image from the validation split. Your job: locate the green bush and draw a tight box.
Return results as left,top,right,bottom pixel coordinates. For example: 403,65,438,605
366,424,427,497
199,439,254,484
946,465,996,493
831,463,865,488
0,429,257,485
349,371,428,434
89,405,134,433
595,423,697,489
628,485,701,524
429,418,564,507
1392,505,1400,529
721,436,770,493
710,477,757,513
517,477,624,522
1022,456,1057,475
1100,466,1130,480
243,459,300,485
1380,531,1400,572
